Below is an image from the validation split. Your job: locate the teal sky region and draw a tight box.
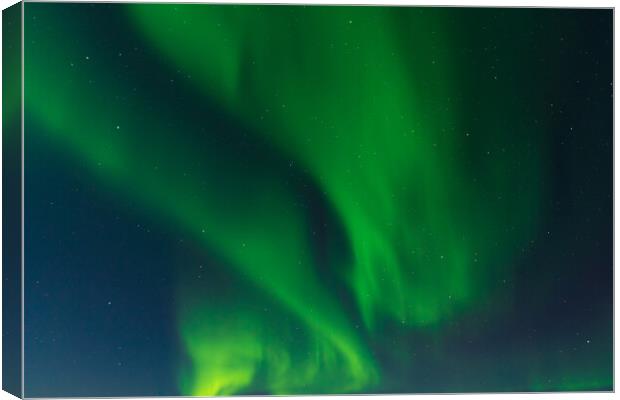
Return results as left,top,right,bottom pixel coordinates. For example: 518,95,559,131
23,4,612,397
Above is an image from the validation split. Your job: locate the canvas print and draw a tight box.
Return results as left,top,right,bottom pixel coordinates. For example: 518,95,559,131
2,3,613,397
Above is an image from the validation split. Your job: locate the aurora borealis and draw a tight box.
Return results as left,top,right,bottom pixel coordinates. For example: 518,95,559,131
20,3,612,396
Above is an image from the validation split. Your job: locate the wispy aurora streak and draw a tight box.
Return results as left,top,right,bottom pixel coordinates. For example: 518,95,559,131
24,4,611,395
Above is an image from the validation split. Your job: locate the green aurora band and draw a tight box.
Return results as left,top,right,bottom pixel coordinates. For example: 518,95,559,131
24,4,611,395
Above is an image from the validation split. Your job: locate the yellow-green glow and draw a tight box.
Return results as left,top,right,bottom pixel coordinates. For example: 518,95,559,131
24,4,612,395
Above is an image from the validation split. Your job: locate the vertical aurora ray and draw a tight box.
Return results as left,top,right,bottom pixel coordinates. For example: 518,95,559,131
23,4,612,396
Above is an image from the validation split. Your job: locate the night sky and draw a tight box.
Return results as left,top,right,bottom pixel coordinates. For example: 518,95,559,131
22,4,612,397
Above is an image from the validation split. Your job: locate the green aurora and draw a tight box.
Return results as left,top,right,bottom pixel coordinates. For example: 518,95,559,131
23,4,612,396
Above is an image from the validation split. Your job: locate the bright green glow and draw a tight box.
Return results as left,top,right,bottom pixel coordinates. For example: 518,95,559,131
26,6,378,395
25,5,558,395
